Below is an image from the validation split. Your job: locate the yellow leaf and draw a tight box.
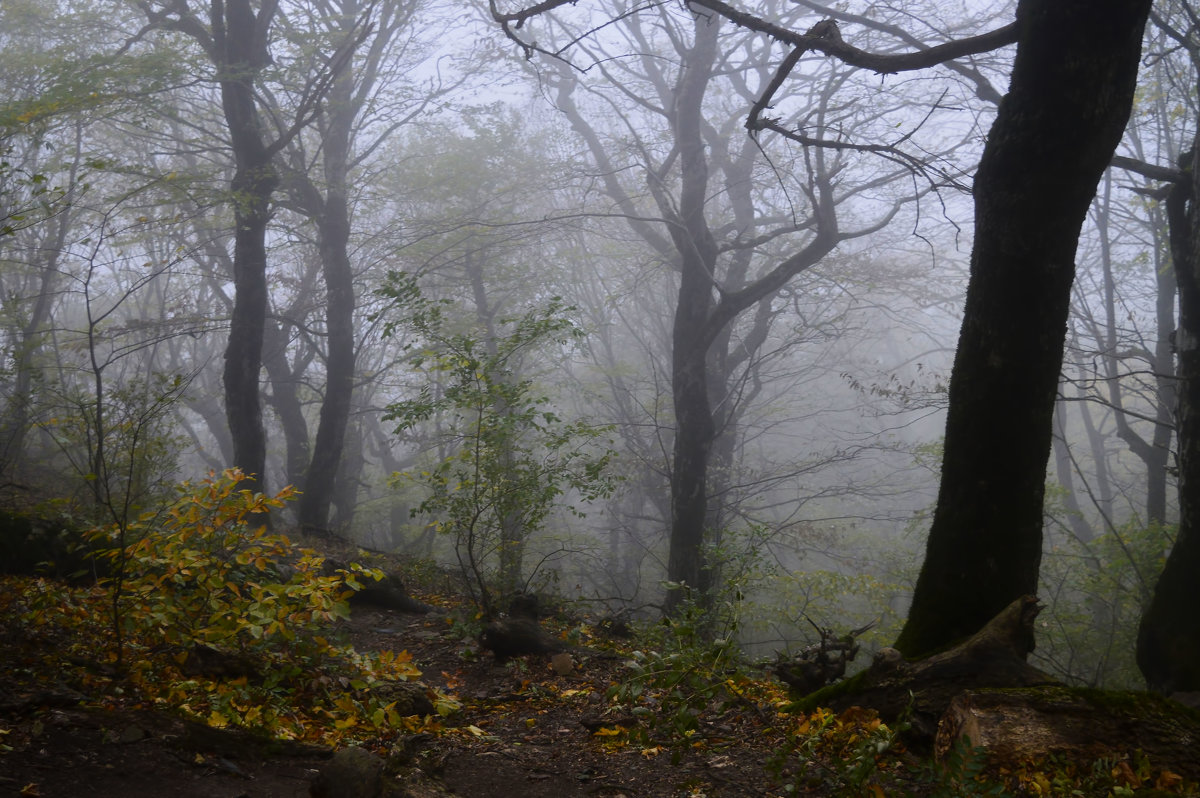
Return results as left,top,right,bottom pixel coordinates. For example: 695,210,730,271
1112,761,1140,787
592,726,623,737
1155,769,1183,790
640,746,663,758
465,725,488,737
209,710,228,728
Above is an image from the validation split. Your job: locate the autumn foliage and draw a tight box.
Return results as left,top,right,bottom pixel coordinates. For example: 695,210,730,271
4,469,444,746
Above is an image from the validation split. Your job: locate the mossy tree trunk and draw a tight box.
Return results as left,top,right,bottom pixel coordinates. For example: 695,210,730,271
894,0,1151,657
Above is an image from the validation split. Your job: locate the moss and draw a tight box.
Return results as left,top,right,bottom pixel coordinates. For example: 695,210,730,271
967,684,1200,723
1058,685,1200,723
786,669,870,714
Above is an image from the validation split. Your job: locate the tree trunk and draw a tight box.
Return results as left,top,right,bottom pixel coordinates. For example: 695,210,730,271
1138,146,1200,693
262,317,311,489
297,23,358,534
549,11,837,616
217,0,280,499
464,257,527,596
1095,174,1173,525
664,14,721,614
185,390,235,468
895,0,1151,657
1051,398,1098,544
1148,236,1178,525
330,415,365,532
0,128,81,486
222,166,275,497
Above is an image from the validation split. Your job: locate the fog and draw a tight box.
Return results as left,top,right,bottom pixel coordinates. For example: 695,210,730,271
0,0,1183,688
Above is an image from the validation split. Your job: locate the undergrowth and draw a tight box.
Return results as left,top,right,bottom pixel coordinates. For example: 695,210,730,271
2,469,454,747
1,472,1197,795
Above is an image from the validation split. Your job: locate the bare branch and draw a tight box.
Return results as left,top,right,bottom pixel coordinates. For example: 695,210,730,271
687,0,1018,75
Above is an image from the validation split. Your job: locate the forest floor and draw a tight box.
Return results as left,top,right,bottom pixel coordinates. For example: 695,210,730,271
2,572,1191,798
0,577,948,798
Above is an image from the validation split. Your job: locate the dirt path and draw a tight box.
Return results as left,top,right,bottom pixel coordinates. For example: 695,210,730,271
1,604,796,798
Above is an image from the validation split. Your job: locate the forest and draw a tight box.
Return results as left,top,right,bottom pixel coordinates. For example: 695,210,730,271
3,0,1200,795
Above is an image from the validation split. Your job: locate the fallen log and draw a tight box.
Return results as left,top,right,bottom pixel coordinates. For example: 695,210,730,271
802,595,1057,739
798,595,1200,782
937,686,1200,782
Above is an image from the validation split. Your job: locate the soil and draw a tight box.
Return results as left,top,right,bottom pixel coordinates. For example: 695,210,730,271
0,601,800,798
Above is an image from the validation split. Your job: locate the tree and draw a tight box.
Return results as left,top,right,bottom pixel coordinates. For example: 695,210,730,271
1137,153,1200,692
379,281,616,617
0,0,185,498
135,0,362,498
493,0,1153,645
894,0,1151,655
1137,1,1200,690
497,2,949,614
274,0,451,535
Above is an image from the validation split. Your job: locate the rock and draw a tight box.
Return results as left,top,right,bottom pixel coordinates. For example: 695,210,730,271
597,613,633,639
370,680,435,717
323,559,432,614
478,617,565,661
0,510,96,582
387,734,453,796
1170,691,1200,711
311,746,389,798
387,733,433,768
353,571,432,614
550,652,574,675
178,644,261,681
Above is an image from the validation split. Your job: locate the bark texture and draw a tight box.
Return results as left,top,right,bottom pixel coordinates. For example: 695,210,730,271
217,0,280,498
812,596,1056,740
296,18,359,534
661,15,838,612
1138,145,1200,693
894,0,1151,657
664,14,723,610
937,687,1200,781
